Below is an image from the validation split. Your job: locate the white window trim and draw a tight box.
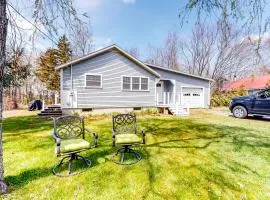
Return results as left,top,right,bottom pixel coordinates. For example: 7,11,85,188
121,75,149,92
85,73,103,89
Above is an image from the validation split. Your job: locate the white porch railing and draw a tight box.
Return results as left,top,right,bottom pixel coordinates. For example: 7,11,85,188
156,92,177,105
156,92,189,116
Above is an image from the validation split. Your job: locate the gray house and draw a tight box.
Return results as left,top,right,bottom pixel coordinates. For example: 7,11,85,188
56,45,212,114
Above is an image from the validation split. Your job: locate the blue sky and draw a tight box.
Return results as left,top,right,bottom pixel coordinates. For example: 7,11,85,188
9,0,270,60
75,0,194,58
8,0,197,58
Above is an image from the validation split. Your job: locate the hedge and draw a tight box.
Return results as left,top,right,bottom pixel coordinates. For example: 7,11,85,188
211,87,248,107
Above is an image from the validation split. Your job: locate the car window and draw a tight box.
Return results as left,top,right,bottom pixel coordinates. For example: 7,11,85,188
257,89,270,99
265,90,270,98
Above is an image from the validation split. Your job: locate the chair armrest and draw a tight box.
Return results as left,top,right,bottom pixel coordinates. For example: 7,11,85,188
85,128,98,147
51,132,61,155
137,126,146,144
111,128,116,147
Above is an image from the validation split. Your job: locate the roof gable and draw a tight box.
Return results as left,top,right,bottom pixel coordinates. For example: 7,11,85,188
56,45,160,77
146,63,213,82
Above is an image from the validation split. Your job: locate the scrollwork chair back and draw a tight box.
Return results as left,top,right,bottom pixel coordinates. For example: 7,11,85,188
112,114,137,134
53,116,84,139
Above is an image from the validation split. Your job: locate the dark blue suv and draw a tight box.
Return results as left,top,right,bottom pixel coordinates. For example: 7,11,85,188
229,89,270,118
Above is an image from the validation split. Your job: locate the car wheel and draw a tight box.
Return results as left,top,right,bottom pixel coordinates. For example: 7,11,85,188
233,106,248,119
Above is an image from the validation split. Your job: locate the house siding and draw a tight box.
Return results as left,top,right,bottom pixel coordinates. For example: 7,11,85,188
62,50,157,108
151,68,211,108
63,66,71,90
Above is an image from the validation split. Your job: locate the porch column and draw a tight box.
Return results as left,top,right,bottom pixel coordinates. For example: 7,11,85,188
163,92,166,105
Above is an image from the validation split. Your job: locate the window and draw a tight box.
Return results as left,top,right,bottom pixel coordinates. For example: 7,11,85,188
123,76,131,90
265,90,270,98
258,89,270,99
183,93,191,96
122,76,149,91
132,77,140,90
85,74,102,88
141,78,149,90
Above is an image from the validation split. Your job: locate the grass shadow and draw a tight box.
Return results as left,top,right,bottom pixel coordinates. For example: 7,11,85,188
3,114,270,198
139,117,270,150
3,115,52,135
5,148,113,191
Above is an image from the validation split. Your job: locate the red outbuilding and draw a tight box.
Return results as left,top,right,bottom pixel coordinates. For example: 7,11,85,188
222,75,270,94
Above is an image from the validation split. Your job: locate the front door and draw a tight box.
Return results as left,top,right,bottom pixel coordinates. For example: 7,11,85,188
156,81,164,104
252,89,270,114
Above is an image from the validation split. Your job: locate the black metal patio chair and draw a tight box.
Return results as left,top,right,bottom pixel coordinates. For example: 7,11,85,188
52,116,98,177
111,114,145,165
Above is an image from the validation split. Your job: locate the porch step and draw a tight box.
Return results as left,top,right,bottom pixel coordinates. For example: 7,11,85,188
38,105,63,118
40,110,62,114
46,105,61,109
44,108,62,112
168,104,189,116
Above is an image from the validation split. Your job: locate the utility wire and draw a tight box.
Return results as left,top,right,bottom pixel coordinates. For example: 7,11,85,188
7,2,58,45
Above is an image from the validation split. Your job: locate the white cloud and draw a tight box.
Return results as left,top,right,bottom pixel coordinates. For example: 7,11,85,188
122,0,136,4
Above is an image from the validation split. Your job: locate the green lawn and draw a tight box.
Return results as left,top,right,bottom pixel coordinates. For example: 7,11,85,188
2,109,270,199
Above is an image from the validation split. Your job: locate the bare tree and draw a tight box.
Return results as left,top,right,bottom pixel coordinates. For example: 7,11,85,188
180,22,259,89
71,20,93,57
179,0,270,64
127,47,140,58
180,24,216,76
146,32,180,70
0,0,8,192
179,0,270,40
145,44,163,65
0,0,89,193
161,32,180,70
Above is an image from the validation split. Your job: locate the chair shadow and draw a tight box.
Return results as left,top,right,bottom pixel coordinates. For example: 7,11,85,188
5,148,113,191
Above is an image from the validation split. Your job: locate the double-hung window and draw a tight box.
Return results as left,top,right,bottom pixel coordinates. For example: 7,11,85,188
141,77,149,90
123,76,131,90
132,77,140,90
122,76,149,91
85,74,102,88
